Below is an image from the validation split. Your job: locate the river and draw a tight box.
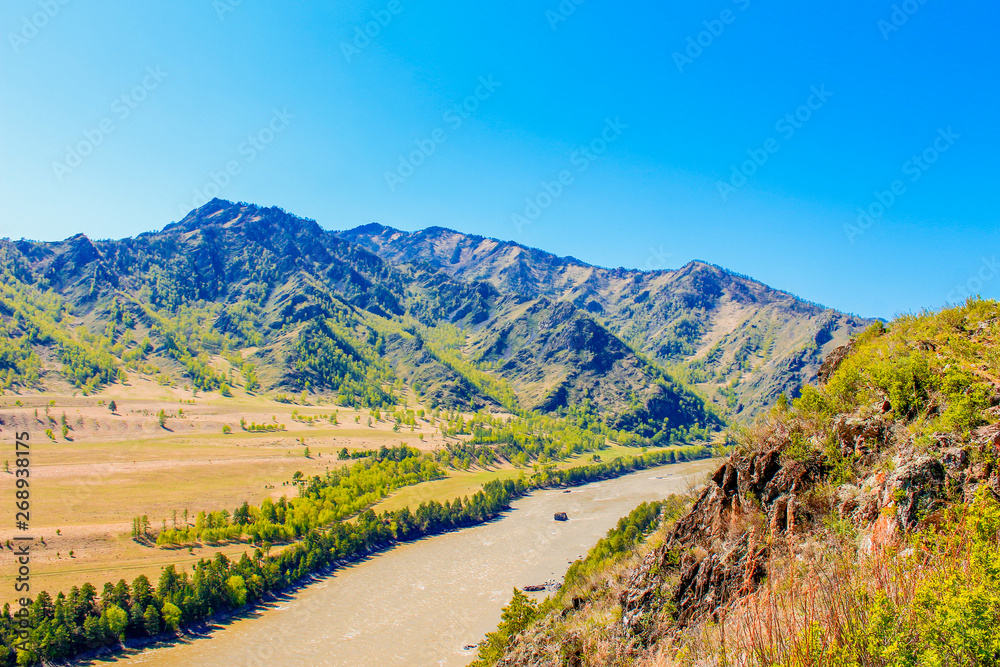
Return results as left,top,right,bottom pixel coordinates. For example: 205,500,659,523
101,459,715,667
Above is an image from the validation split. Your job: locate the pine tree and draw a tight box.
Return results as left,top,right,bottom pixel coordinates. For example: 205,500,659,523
143,604,160,635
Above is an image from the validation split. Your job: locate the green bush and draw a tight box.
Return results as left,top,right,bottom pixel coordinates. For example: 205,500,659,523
859,489,1000,665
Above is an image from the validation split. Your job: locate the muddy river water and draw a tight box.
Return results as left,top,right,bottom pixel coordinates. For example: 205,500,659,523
106,459,715,667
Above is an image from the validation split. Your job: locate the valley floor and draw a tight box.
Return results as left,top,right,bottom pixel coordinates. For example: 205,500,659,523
1,379,463,605
0,378,680,607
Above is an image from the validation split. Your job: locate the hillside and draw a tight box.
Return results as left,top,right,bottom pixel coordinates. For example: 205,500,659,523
0,199,718,441
339,224,872,417
473,298,1000,666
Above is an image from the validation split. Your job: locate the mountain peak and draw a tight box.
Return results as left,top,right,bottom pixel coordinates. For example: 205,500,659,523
347,222,401,236
163,199,325,241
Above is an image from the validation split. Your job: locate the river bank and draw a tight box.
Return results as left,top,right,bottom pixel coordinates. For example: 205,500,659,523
95,458,716,667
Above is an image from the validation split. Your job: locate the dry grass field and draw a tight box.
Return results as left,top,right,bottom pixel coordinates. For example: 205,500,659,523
0,379,460,604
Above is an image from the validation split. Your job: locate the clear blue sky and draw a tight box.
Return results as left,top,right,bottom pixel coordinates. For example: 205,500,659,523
2,0,997,318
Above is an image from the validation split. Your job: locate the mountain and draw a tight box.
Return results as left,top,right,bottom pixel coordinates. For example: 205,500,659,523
0,200,719,439
473,299,1000,666
339,224,873,416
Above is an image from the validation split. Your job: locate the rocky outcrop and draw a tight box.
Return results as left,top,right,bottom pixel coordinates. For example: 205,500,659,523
619,441,821,634
484,304,1000,667
619,414,950,636
817,341,855,384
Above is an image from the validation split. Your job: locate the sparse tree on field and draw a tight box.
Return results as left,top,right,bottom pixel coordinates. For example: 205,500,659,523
157,409,166,428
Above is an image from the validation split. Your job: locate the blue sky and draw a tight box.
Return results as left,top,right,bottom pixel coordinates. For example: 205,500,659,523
1,0,997,318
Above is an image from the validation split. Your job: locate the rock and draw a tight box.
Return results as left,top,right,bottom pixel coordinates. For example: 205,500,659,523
942,447,970,471
522,585,546,592
836,484,861,515
553,512,568,522
817,342,854,385
853,491,881,525
761,458,816,504
973,423,1000,451
833,415,887,455
883,457,945,528
670,535,767,627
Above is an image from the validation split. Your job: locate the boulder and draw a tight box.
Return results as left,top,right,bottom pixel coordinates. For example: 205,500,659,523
553,512,568,522
883,457,945,528
942,447,970,471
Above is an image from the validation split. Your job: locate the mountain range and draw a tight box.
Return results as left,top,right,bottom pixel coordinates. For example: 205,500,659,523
0,200,872,437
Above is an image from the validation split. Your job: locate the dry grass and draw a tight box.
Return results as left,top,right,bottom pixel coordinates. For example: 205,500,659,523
647,507,986,667
0,379,463,605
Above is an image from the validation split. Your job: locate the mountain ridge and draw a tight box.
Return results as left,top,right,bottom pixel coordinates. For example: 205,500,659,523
0,200,723,440
337,222,874,416
0,199,870,427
